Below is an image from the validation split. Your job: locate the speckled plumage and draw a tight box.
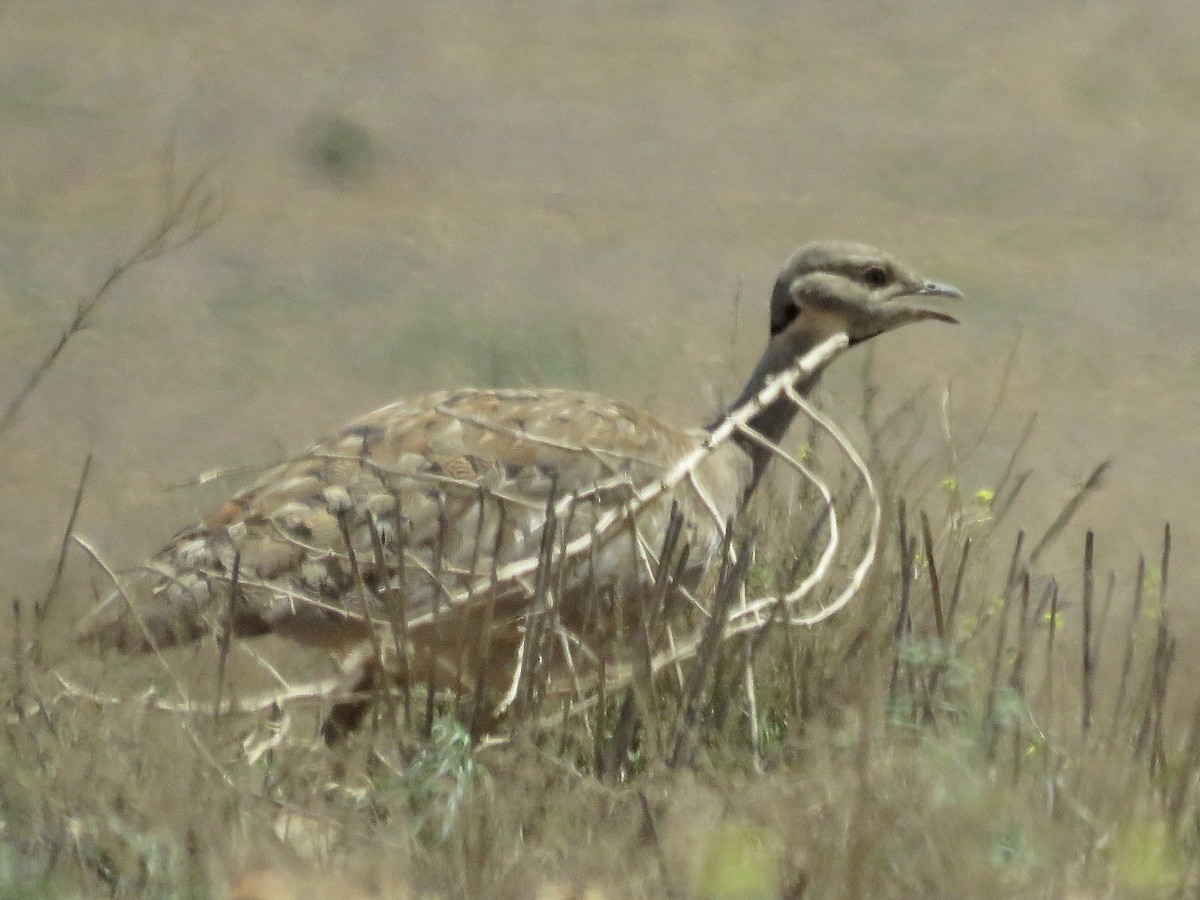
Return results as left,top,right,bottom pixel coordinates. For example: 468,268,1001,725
77,241,960,723
84,388,746,659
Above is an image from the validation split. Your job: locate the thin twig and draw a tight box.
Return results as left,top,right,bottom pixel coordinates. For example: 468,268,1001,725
1081,531,1095,736
0,165,218,438
36,453,93,663
1026,461,1111,570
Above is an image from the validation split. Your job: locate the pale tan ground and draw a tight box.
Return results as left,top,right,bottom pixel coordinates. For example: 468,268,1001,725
1,3,1197,665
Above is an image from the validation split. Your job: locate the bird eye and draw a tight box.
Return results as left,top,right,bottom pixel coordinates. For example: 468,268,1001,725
863,266,889,289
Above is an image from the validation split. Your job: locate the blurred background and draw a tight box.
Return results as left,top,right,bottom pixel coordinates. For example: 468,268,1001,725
1,1,1197,641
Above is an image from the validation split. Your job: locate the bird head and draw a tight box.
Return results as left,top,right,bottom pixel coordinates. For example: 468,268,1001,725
768,241,961,347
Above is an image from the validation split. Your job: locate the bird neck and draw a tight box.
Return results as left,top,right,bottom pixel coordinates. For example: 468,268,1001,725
709,329,827,500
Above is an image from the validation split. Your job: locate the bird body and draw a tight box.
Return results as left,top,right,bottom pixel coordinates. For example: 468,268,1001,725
77,241,961,724
91,387,747,658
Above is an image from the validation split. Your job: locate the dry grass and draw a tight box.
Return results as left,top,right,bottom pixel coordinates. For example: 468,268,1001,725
3,211,1198,898
5,446,1197,898
4,5,1200,890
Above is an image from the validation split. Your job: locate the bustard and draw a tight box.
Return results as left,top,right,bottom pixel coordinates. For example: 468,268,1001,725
77,241,959,733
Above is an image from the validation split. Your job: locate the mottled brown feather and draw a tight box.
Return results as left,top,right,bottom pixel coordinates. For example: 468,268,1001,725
78,388,748,671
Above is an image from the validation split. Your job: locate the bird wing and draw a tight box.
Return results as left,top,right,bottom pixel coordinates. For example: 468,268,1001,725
77,388,749,654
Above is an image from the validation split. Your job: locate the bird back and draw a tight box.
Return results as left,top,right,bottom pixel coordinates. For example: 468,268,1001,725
77,388,751,693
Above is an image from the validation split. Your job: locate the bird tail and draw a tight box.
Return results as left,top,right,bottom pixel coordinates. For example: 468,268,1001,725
74,570,217,654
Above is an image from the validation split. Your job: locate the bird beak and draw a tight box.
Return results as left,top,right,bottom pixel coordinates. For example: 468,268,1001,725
884,279,962,326
914,279,963,301
846,278,961,345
